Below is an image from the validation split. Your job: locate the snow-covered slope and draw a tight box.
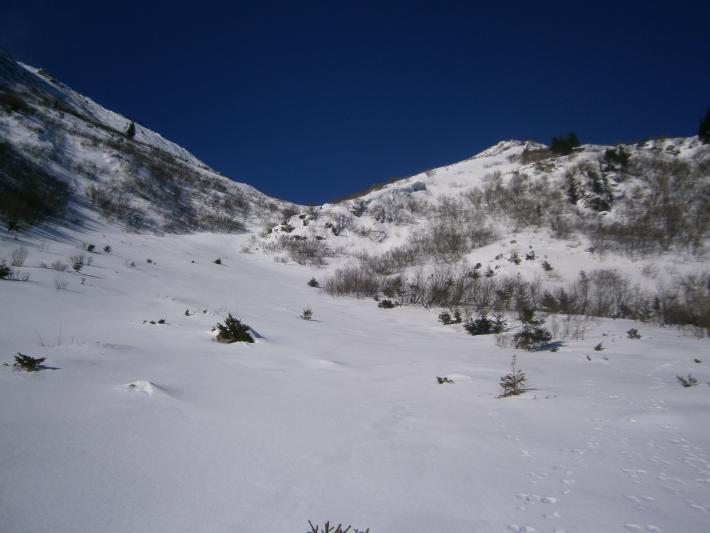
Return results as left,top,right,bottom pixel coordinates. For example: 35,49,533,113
0,50,294,234
260,137,709,258
1,228,709,533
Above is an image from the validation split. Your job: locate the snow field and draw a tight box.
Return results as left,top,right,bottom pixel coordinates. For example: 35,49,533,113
1,229,709,532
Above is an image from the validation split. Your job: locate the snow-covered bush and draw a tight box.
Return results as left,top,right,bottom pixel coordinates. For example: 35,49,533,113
626,328,641,339
438,309,462,325
307,277,319,288
0,261,10,280
377,299,398,309
215,314,254,344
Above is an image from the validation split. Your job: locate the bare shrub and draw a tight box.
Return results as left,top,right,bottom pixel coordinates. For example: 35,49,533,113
10,247,28,266
69,254,85,272
264,235,333,266
324,267,379,298
307,520,369,533
54,276,69,290
8,269,31,281
677,374,698,387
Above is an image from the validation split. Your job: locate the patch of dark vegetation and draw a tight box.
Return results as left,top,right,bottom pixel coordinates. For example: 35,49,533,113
12,353,46,372
0,141,70,230
550,132,581,156
0,90,31,114
215,313,254,344
307,521,369,533
463,313,506,336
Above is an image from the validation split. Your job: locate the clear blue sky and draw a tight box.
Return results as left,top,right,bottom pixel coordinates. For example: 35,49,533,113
2,0,709,204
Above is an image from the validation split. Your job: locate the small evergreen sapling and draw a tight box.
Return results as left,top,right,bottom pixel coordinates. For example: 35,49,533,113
216,313,254,343
513,303,552,350
300,308,313,320
464,313,506,335
500,355,527,397
626,328,641,339
13,353,46,372
307,277,319,287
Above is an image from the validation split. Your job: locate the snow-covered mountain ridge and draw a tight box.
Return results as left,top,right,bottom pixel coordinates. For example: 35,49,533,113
0,50,293,234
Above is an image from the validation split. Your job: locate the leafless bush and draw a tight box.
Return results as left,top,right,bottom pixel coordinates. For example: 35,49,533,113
264,235,333,266
50,260,68,271
324,266,380,298
8,269,30,281
54,276,69,290
69,254,85,272
10,247,28,266
307,520,369,533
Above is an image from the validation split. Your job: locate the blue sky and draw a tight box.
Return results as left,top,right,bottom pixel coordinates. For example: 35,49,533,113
2,0,709,204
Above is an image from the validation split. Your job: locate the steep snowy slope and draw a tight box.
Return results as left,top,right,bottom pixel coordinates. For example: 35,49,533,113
0,50,294,234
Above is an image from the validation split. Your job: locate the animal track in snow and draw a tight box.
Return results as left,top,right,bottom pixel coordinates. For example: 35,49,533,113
507,524,535,532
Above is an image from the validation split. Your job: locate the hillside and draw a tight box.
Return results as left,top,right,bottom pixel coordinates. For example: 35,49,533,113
0,50,294,235
1,52,710,533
